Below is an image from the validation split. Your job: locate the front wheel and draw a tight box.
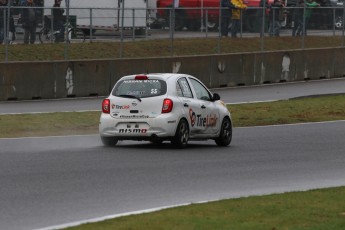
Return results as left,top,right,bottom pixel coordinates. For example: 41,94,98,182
38,28,50,44
101,136,118,146
171,119,189,148
215,118,232,146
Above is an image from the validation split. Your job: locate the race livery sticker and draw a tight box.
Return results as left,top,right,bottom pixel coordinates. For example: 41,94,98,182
123,80,159,83
112,104,130,109
189,108,218,127
119,115,149,119
127,91,144,96
151,89,158,94
119,129,148,134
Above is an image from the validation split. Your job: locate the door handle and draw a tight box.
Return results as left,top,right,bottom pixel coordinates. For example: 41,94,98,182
184,103,189,107
201,105,206,109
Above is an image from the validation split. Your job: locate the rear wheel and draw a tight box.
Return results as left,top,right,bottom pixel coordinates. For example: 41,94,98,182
150,139,163,145
101,136,118,146
80,29,95,42
205,18,218,31
82,28,96,36
188,19,201,31
244,17,257,32
215,118,232,146
164,7,187,30
174,9,187,30
171,119,189,148
335,16,343,29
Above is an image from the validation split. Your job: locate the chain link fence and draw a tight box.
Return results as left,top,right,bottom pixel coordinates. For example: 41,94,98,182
1,4,345,61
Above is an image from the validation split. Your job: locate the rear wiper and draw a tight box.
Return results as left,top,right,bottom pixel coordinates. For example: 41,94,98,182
118,94,142,102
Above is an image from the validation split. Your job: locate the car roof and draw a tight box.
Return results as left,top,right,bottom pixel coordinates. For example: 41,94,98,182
120,73,193,81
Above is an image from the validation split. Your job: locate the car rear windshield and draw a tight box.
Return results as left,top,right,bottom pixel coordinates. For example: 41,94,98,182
112,79,167,98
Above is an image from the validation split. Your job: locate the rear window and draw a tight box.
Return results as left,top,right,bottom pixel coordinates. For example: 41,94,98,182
112,79,167,98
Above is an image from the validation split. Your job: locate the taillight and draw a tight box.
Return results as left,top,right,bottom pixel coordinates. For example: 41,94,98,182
162,98,173,113
135,75,148,80
102,99,110,114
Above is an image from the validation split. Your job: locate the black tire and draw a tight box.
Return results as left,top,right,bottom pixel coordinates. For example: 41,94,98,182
171,119,189,148
82,29,96,36
38,28,59,44
165,7,187,31
215,118,232,147
69,28,86,42
244,17,257,32
38,28,46,44
205,18,218,31
79,29,94,42
101,136,118,146
335,16,343,30
187,19,201,31
150,139,163,145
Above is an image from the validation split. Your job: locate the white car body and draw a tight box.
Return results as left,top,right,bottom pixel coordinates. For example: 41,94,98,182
99,73,232,148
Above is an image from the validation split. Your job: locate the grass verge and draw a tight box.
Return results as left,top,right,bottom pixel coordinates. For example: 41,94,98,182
0,94,344,138
2,36,345,61
67,186,345,230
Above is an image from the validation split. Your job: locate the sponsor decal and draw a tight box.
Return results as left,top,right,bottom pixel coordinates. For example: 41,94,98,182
119,129,147,134
127,91,144,96
189,108,196,126
112,104,130,109
189,108,218,127
124,80,159,83
119,115,149,119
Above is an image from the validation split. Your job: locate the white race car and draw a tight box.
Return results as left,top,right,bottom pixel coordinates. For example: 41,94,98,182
99,73,232,148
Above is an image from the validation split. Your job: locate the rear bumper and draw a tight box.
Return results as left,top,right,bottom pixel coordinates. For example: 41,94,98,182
99,113,179,139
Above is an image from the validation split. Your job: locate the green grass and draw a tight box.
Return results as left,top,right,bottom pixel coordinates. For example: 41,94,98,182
230,94,345,127
2,36,345,61
66,186,345,230
1,94,344,138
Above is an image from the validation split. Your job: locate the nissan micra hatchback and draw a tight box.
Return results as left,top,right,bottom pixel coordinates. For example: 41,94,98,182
99,73,232,148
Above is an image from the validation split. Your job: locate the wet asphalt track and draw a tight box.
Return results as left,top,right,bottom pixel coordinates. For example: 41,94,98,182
0,79,344,230
1,78,345,114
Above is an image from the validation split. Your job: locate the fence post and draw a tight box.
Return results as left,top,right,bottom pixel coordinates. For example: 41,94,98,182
5,5,9,62
90,8,93,42
217,4,221,54
170,8,174,56
50,8,54,43
120,0,125,58
302,5,306,49
332,8,335,36
260,6,265,52
240,9,243,38
205,9,209,37
201,1,204,32
64,1,70,60
342,2,345,46
132,8,135,41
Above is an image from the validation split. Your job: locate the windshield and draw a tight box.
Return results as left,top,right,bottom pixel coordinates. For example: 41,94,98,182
112,79,167,98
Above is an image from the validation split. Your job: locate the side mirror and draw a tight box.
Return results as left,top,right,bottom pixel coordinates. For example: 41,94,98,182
212,93,220,101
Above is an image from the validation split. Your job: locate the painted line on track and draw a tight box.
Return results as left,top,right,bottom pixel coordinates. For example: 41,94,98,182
34,202,197,230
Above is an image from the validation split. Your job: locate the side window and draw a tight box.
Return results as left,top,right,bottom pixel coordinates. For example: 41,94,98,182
176,83,183,97
189,78,211,101
177,78,193,98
